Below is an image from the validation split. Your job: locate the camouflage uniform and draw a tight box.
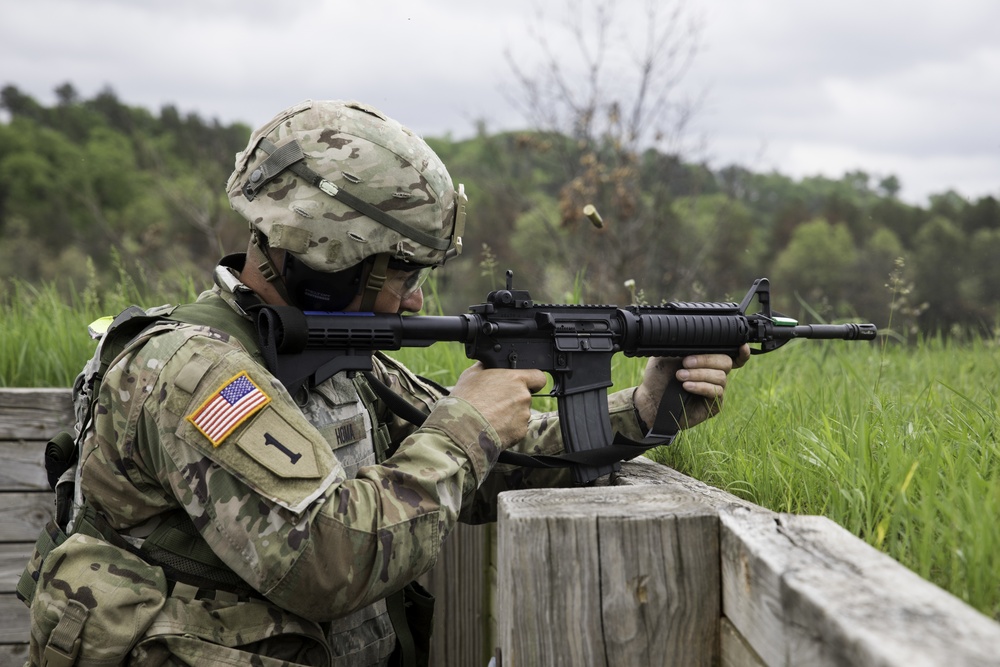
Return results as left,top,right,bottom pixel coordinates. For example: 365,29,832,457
26,255,648,666
24,99,650,665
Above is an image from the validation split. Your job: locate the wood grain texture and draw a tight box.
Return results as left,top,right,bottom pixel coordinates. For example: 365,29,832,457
0,389,73,440
609,456,756,512
0,493,52,543
0,441,49,492
0,544,33,594
720,617,767,667
0,644,29,667
497,486,720,667
721,506,1000,667
0,596,29,643
420,522,490,667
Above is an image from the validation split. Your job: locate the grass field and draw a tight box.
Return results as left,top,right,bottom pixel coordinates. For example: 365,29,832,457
3,277,998,621
399,334,1000,622
650,337,1000,621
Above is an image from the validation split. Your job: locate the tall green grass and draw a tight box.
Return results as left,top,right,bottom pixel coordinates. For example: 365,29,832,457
644,337,1000,621
3,278,998,621
0,267,201,387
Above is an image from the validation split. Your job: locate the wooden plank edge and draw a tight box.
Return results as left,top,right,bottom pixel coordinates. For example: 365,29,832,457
721,616,767,667
0,595,29,643
721,506,1000,667
0,388,74,440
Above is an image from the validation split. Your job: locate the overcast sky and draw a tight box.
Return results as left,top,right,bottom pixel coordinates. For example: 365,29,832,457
3,0,998,206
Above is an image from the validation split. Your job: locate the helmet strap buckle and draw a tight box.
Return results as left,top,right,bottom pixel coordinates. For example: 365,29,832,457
251,230,296,307
359,254,391,312
251,231,282,283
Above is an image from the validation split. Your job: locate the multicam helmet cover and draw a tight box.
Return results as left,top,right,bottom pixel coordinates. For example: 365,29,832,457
226,100,465,274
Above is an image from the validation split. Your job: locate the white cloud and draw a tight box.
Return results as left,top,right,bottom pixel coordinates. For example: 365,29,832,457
2,0,998,205
683,0,1000,203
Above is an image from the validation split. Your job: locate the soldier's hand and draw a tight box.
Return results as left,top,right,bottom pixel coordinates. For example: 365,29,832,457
633,344,750,430
451,362,547,448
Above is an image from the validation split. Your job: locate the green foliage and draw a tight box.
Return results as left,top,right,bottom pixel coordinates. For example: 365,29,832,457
2,83,999,335
0,84,249,295
669,194,765,299
773,219,857,316
913,216,970,331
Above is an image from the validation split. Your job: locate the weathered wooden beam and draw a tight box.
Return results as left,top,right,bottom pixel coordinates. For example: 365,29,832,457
0,595,29,643
497,485,720,667
420,522,491,667
721,506,1000,667
0,493,52,543
0,389,73,440
609,456,756,510
720,617,767,667
0,441,49,492
0,645,29,666
0,544,33,594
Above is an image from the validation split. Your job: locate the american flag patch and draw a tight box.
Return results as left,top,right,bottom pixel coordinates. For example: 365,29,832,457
187,372,271,446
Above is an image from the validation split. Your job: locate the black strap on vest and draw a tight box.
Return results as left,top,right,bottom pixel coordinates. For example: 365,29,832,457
361,371,431,455
387,580,434,667
72,505,260,600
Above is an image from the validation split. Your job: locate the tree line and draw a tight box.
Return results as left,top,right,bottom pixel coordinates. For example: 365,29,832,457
2,83,998,339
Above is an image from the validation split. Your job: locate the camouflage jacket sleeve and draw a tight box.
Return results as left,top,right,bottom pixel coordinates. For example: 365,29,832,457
369,354,649,524
84,328,502,623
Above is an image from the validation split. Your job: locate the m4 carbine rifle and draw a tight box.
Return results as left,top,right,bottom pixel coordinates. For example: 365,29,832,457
256,273,877,483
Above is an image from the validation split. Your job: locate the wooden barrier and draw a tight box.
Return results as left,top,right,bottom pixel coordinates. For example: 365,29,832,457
495,457,1000,667
0,389,73,666
420,522,493,666
6,389,1000,667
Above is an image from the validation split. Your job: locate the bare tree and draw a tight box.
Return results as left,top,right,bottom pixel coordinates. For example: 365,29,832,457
502,0,704,302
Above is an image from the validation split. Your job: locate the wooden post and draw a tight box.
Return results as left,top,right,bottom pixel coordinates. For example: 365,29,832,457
496,486,720,667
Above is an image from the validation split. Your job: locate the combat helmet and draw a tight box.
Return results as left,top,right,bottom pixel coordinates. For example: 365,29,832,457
226,100,466,311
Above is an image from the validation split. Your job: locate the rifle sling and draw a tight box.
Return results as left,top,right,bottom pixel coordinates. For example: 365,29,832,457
360,372,678,472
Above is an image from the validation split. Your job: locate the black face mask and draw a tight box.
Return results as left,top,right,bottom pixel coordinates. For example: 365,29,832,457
281,254,365,312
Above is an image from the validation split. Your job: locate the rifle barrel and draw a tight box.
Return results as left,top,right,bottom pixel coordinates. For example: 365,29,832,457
784,323,878,340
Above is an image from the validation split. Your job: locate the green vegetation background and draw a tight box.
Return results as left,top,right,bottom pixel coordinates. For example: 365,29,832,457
2,86,998,622
3,84,1000,334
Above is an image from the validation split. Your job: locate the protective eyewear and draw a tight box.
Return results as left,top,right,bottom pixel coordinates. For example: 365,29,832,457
383,265,432,299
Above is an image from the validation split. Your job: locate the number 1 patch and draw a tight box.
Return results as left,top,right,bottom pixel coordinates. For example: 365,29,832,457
187,372,271,446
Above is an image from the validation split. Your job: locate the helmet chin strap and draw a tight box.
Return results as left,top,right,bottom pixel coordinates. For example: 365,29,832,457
358,254,391,312
255,229,391,312
251,230,295,305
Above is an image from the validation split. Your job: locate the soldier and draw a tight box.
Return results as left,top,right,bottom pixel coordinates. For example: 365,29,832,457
22,100,748,666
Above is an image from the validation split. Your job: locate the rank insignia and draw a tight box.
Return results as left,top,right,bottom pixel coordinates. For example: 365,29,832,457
187,372,271,446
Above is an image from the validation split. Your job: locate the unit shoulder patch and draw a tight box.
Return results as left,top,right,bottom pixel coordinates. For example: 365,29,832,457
237,416,321,479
